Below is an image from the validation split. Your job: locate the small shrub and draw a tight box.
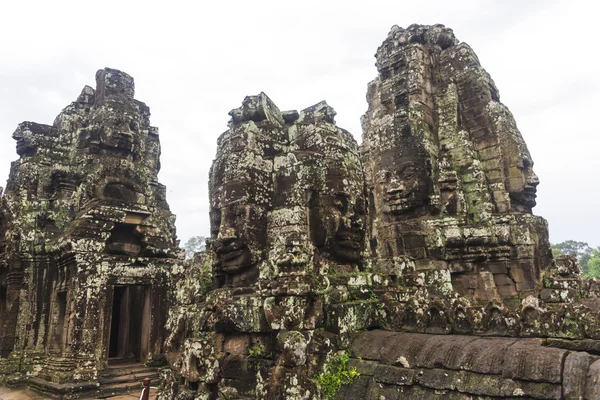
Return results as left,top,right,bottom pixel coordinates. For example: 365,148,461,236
314,351,360,399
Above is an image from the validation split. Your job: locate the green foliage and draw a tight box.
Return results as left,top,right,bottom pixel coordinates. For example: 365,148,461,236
198,254,213,297
182,235,207,259
247,344,265,359
551,240,592,256
551,240,596,278
315,351,360,400
584,248,600,280
247,344,270,368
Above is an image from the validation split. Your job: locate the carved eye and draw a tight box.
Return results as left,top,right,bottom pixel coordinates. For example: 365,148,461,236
210,210,221,236
334,195,349,213
355,199,366,215
399,165,417,179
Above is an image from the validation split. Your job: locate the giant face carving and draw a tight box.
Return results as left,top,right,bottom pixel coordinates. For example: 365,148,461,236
307,130,367,264
500,130,539,213
505,146,539,212
99,114,136,155
209,138,270,288
12,122,55,158
309,189,366,263
376,134,433,218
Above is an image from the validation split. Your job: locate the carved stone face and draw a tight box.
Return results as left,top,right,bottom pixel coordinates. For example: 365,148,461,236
502,136,539,212
99,114,136,155
308,136,366,263
377,144,432,217
210,158,269,287
309,190,366,262
12,123,55,157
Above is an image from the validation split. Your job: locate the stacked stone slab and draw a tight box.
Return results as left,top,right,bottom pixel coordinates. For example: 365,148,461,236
162,24,600,400
344,24,600,399
161,94,373,399
345,330,599,400
361,24,551,307
0,68,180,393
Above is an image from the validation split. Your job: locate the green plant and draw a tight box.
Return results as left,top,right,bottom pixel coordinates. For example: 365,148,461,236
247,344,265,359
314,351,360,399
247,344,269,367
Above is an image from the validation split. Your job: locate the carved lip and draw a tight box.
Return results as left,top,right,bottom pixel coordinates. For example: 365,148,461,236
336,232,362,249
219,248,244,262
336,240,361,249
15,139,28,152
386,192,413,206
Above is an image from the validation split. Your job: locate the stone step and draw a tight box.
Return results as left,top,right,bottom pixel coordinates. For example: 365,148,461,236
104,365,156,377
99,371,159,385
28,376,100,398
94,381,148,398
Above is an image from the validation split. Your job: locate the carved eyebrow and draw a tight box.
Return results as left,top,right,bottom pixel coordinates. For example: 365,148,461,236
394,161,417,169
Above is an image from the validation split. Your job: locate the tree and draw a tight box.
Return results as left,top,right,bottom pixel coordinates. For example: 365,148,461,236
551,240,592,257
182,236,207,259
584,248,600,279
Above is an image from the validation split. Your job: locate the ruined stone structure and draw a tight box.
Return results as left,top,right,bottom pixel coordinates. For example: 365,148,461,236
162,94,368,399
361,24,550,306
1,25,600,400
0,68,180,395
162,24,600,400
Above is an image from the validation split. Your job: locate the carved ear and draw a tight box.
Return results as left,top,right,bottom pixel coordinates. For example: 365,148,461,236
307,191,326,248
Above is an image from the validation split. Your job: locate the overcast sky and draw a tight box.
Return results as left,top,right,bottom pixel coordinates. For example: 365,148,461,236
1,0,598,247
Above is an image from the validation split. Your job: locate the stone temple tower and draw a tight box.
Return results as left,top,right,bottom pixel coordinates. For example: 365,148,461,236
0,68,181,393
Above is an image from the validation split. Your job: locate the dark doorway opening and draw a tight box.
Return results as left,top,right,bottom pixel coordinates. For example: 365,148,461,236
108,285,151,361
50,292,67,353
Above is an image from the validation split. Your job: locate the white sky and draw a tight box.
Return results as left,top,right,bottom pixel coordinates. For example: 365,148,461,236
1,0,598,247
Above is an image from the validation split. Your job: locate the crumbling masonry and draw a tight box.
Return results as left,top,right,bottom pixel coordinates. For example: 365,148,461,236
2,24,600,400
161,25,600,400
0,68,181,394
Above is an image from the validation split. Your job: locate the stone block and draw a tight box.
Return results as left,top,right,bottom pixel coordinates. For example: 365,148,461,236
563,352,590,400
585,359,600,400
335,375,372,399
493,273,514,286
502,339,566,383
455,370,502,397
374,364,415,386
488,261,508,274
497,284,518,298
415,368,457,390
455,337,516,374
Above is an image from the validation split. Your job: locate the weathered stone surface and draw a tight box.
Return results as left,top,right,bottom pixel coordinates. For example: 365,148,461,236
563,352,590,400
159,23,600,400
0,22,588,400
163,92,368,399
502,339,566,383
361,23,551,305
0,68,180,389
585,359,600,400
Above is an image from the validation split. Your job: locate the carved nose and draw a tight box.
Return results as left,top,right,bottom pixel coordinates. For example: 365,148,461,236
528,172,540,187
387,185,405,195
217,227,236,243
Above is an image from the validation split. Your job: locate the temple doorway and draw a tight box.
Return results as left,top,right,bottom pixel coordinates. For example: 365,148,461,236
108,285,151,362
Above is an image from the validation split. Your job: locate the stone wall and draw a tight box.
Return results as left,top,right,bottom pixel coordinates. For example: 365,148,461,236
344,330,600,400
162,24,600,400
0,68,181,390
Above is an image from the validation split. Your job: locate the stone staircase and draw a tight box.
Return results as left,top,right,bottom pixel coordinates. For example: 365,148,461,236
94,359,159,398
